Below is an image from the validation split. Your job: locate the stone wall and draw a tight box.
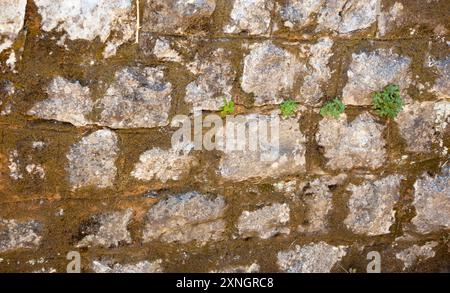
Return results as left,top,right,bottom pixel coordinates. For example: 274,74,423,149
0,0,449,273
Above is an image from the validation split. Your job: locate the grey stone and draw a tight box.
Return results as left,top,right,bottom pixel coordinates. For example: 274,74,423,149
224,0,274,35
299,38,334,104
316,0,380,34
219,113,307,181
342,49,412,105
96,67,172,129
142,192,226,246
211,263,260,273
277,242,347,273
153,38,182,62
143,0,216,34
131,143,197,183
77,209,133,248
395,101,450,153
431,57,450,99
344,175,403,236
28,77,93,127
395,241,438,270
377,2,404,37
298,175,347,233
237,203,290,239
0,219,43,253
278,0,324,29
242,42,301,106
92,259,163,273
412,167,450,233
0,0,27,53
185,48,236,111
34,0,135,58
66,129,119,189
316,112,386,170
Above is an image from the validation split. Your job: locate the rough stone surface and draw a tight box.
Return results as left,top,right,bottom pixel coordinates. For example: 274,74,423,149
278,0,325,29
34,0,135,57
241,42,300,106
131,143,197,183
316,0,380,34
185,48,235,111
395,101,450,153
395,242,439,270
412,167,450,233
431,57,450,99
28,77,93,127
237,203,290,239
92,259,163,273
211,263,260,273
225,0,274,35
142,192,226,246
298,175,347,233
377,2,404,37
77,209,133,248
96,67,172,129
66,129,119,189
219,113,306,181
0,219,43,253
344,175,403,236
299,38,334,104
277,242,347,273
342,49,412,105
153,38,182,63
143,0,216,34
0,0,27,53
316,112,386,170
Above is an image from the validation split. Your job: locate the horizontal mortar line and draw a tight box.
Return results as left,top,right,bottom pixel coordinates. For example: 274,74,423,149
0,192,156,207
140,31,450,43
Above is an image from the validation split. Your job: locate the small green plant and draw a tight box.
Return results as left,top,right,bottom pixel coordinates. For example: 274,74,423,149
320,98,346,118
372,84,404,119
220,98,235,116
280,99,299,118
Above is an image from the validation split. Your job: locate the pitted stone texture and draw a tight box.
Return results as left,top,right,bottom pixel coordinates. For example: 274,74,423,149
143,192,226,246
185,48,236,111
298,175,347,234
299,38,333,104
278,0,379,34
96,67,172,129
412,167,450,234
211,263,260,273
430,57,450,99
66,129,118,190
131,143,197,183
277,242,347,273
93,259,163,273
342,49,412,105
219,113,306,181
316,113,386,170
278,0,324,29
28,77,93,127
377,2,404,37
224,0,274,35
153,38,183,63
0,219,43,253
316,0,380,34
395,101,450,153
143,0,216,34
237,203,290,239
77,209,133,248
0,0,27,53
34,0,135,57
344,175,403,236
395,241,438,270
242,42,300,106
